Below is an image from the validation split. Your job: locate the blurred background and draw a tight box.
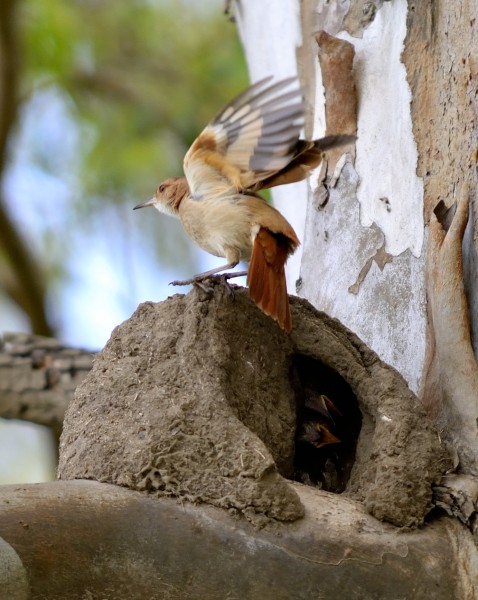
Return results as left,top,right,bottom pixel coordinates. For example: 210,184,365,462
0,0,248,482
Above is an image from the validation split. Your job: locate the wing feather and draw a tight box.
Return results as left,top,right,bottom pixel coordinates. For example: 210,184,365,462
183,77,305,198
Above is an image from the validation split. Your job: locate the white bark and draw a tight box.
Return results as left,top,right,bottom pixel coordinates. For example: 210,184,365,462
236,0,426,391
235,0,308,286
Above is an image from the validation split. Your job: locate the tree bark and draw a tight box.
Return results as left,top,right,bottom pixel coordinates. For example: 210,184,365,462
422,190,478,475
0,480,472,600
0,333,93,440
236,0,430,391
402,1,478,476
234,0,478,593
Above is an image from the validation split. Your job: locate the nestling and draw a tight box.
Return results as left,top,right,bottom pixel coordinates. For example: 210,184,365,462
134,77,354,332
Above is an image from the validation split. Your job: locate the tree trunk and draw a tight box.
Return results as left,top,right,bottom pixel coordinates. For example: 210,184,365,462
0,1,54,336
234,0,478,594
236,0,477,392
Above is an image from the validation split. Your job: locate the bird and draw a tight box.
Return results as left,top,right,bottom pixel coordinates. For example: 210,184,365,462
134,77,354,332
300,420,341,449
304,392,342,423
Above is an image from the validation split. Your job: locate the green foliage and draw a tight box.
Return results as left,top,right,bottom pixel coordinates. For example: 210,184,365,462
20,0,247,204
14,0,247,282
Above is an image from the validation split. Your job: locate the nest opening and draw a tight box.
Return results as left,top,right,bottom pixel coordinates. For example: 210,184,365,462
291,354,362,493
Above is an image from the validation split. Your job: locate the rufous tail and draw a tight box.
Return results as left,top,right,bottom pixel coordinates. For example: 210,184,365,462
247,227,293,332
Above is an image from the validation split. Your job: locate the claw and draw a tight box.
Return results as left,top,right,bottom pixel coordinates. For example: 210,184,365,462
221,270,248,281
169,270,247,301
193,279,214,295
170,278,195,287
170,270,247,290
217,274,235,298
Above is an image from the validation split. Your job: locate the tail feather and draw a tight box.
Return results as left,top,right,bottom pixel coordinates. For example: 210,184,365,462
247,227,293,332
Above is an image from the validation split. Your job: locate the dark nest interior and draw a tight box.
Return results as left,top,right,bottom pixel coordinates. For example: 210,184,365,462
292,355,362,493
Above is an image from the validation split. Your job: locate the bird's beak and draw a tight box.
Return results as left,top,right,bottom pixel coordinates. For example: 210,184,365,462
133,198,156,210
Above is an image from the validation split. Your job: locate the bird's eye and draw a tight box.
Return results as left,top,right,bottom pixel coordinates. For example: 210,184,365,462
158,184,166,193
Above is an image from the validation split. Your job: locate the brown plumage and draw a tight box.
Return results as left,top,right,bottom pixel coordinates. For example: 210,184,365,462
134,77,354,331
248,228,297,332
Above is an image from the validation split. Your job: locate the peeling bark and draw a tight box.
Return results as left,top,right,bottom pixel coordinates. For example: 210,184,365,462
348,239,393,295
422,189,478,476
314,31,357,207
316,32,357,150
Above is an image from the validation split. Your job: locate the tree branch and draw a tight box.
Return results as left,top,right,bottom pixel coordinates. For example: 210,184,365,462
0,480,471,598
0,0,54,336
0,332,93,438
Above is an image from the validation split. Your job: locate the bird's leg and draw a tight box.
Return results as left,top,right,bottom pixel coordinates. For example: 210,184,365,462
215,270,249,298
170,261,239,287
170,263,248,299
220,270,248,281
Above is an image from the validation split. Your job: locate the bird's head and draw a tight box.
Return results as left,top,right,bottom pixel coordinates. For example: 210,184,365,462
301,421,340,449
133,177,188,217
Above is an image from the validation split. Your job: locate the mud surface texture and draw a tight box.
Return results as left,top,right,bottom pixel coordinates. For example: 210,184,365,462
58,283,448,527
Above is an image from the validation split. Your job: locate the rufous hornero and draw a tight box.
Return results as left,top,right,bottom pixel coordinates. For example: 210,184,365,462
134,77,354,332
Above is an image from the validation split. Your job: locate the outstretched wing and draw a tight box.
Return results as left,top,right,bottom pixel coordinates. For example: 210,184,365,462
183,77,305,198
251,134,356,191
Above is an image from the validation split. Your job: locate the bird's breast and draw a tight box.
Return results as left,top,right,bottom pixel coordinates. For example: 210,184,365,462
178,195,255,261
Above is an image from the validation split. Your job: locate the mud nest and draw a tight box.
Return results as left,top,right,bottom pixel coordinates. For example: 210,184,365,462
58,282,448,527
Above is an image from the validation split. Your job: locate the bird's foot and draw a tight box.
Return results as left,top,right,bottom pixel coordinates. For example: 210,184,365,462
216,274,236,298
170,271,247,298
169,277,197,287
169,276,215,295
193,279,215,295
215,271,247,298
220,270,248,281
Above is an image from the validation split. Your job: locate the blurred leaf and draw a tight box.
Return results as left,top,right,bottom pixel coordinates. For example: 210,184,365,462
13,0,247,285
21,0,247,202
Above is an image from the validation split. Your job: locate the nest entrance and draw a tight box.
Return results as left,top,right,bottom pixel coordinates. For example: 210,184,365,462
292,355,362,493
